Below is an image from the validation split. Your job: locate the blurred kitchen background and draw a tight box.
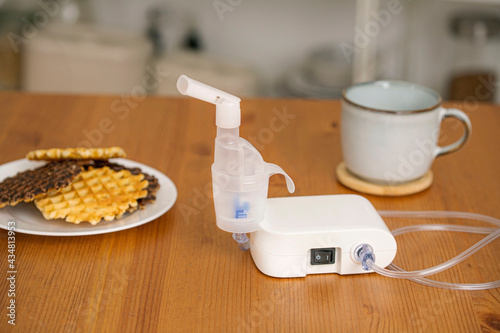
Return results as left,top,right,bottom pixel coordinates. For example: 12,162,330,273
0,0,499,102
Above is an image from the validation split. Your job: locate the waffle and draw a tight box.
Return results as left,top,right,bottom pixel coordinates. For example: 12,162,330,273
0,161,83,208
26,147,126,161
34,166,148,225
89,160,160,210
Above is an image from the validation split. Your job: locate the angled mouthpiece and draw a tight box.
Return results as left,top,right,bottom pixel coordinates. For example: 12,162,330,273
177,75,241,129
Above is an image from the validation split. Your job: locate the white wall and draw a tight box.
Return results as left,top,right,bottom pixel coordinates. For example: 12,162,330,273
89,0,357,92
404,0,500,101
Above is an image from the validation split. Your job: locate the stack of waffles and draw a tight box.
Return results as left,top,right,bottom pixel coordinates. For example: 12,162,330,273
0,147,160,225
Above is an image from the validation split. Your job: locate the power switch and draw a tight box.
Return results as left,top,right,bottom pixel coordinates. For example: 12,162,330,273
311,248,335,265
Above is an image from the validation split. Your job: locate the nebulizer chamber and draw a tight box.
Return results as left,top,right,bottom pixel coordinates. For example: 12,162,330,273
177,75,294,241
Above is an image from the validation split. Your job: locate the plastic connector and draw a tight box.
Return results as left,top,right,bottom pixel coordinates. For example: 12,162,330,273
353,244,376,271
232,233,250,251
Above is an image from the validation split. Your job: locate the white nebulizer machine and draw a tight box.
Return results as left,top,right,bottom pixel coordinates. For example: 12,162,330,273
177,75,500,291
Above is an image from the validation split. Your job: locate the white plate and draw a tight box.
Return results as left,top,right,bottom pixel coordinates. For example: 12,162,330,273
0,158,177,236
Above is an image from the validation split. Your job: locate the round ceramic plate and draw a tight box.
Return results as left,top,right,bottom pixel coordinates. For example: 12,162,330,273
0,158,177,236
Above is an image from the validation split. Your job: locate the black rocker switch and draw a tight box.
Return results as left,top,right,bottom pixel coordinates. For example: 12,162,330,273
311,248,335,265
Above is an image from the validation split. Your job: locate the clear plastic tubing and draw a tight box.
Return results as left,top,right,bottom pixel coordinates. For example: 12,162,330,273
361,211,500,290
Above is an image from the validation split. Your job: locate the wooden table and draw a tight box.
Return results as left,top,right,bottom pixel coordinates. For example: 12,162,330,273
0,92,499,332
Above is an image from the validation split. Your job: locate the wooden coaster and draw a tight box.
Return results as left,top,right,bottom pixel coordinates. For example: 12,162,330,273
336,161,433,196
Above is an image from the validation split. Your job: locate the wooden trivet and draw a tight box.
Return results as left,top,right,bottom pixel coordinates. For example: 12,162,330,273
336,161,433,196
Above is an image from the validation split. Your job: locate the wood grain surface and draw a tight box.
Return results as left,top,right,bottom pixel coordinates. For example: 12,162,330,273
0,91,499,332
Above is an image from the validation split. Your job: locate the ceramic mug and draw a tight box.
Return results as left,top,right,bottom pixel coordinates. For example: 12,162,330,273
341,80,472,184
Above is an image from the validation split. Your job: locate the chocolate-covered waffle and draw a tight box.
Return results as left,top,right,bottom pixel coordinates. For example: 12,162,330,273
0,160,83,208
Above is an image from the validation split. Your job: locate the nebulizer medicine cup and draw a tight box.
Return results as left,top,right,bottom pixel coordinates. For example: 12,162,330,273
212,168,270,233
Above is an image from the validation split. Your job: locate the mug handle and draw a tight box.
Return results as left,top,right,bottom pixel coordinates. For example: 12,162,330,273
436,108,472,157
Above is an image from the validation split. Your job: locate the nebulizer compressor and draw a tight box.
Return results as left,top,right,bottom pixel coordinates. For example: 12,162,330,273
177,75,500,291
